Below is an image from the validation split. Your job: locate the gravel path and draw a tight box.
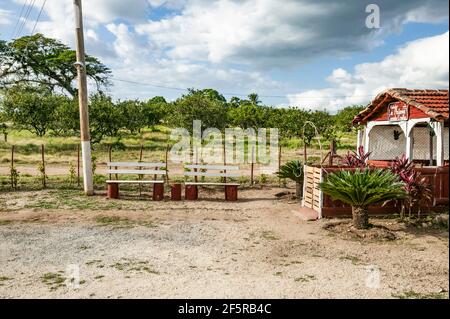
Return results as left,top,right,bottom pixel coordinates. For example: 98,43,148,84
0,188,448,298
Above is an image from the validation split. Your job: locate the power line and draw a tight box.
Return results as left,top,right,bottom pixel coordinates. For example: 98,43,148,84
110,77,374,100
10,0,29,39
15,0,37,39
18,0,46,65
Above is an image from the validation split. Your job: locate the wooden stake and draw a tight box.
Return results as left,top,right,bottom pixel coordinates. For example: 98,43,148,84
41,144,46,188
250,146,254,186
303,142,307,164
77,144,80,186
108,145,112,180
10,145,14,188
194,146,198,183
278,144,282,186
223,142,227,183
139,145,144,196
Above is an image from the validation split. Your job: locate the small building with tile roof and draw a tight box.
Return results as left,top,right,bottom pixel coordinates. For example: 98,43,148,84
353,88,449,166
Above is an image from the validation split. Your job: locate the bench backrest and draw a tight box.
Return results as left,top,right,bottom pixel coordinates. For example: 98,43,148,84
107,162,166,178
183,164,240,178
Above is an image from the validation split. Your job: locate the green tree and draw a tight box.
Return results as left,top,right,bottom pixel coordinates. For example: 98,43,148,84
1,85,62,136
89,93,122,143
227,103,266,129
51,97,79,136
319,169,406,229
167,90,228,132
334,105,365,132
144,96,167,126
0,34,110,96
116,99,147,134
247,93,261,106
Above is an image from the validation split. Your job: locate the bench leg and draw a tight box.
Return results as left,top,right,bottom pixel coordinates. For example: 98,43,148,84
185,185,198,200
171,183,182,201
107,183,119,199
153,183,164,201
225,185,238,201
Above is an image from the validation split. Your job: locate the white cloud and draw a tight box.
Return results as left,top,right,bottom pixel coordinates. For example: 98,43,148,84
0,9,12,25
287,32,450,113
136,0,449,67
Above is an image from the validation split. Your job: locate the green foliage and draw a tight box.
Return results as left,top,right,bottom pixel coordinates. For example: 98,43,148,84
259,173,268,184
68,163,76,185
276,160,303,183
116,99,147,134
37,162,47,187
1,85,64,136
319,169,406,208
89,93,122,143
10,166,19,188
91,154,98,175
0,34,110,96
334,105,365,132
166,89,228,132
51,98,80,136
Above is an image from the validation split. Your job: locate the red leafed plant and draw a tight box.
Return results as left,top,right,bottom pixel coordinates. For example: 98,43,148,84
343,146,371,168
390,155,432,218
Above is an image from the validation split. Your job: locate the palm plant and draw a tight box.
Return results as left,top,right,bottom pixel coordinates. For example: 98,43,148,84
276,160,304,199
319,169,406,229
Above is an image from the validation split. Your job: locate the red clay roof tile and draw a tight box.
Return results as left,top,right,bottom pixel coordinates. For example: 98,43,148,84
353,88,449,124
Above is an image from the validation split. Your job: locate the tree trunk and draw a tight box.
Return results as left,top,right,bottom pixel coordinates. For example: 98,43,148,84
295,181,303,201
352,206,369,229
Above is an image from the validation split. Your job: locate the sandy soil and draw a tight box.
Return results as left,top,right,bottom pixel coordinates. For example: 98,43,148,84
0,187,448,299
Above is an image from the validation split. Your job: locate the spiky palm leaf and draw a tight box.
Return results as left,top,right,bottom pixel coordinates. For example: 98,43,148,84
319,169,406,207
276,160,303,183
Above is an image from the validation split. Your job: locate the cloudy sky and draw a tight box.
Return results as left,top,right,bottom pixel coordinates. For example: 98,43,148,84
0,0,448,112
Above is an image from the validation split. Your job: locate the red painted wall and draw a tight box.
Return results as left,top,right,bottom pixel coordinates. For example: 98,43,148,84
370,103,430,121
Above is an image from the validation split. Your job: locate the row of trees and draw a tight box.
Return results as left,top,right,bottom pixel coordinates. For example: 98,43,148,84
0,34,364,144
0,85,364,144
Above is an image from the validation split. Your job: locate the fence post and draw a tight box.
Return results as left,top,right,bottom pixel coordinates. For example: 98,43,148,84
108,146,112,180
250,145,254,186
41,144,46,188
139,145,144,196
278,144,282,186
223,142,227,183
10,145,15,188
303,142,307,164
77,144,80,187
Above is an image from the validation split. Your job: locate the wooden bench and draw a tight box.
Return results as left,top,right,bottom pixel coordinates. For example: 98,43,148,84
106,162,166,200
183,164,240,201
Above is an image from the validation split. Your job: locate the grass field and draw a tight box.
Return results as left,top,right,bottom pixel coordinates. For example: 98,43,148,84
0,126,357,191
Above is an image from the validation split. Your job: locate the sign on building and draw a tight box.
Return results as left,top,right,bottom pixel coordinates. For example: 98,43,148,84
388,101,408,121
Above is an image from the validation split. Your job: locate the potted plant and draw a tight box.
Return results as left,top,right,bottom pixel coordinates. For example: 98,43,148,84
276,160,304,200
319,169,406,229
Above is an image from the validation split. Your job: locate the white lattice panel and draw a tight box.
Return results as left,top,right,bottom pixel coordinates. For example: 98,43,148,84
368,125,405,160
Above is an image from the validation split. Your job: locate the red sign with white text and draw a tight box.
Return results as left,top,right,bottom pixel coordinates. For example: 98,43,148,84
388,101,408,121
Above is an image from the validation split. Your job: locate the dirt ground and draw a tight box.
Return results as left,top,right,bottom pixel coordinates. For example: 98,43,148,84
0,187,448,299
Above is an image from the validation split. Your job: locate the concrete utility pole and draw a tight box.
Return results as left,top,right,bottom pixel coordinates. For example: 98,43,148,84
73,0,93,195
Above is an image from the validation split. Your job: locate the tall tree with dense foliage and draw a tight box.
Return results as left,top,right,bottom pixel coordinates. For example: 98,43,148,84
167,89,228,132
1,85,64,136
89,93,122,143
334,105,365,132
0,34,110,96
